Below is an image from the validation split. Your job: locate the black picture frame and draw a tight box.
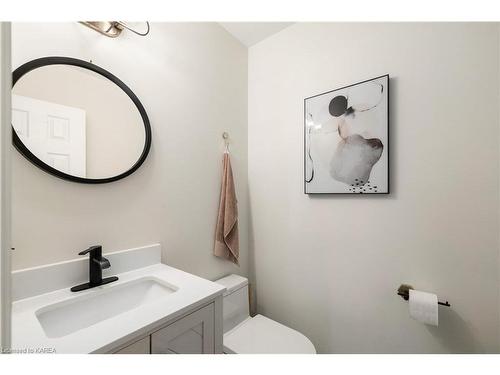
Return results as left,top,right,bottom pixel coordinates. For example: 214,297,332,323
12,56,152,184
303,74,390,195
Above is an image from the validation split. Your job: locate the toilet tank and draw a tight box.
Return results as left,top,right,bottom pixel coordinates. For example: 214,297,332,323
215,274,250,333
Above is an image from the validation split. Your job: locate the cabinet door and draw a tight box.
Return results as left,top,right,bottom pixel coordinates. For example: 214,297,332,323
151,303,214,354
114,336,151,354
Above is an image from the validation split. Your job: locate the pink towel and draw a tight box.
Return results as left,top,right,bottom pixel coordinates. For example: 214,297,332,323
214,152,239,265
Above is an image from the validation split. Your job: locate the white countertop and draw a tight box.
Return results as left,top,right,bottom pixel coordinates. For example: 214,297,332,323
12,263,226,353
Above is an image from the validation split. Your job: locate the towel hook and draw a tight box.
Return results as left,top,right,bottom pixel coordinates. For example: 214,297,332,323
222,132,230,152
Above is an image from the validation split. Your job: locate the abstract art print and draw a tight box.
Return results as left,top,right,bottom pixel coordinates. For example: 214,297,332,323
304,75,389,194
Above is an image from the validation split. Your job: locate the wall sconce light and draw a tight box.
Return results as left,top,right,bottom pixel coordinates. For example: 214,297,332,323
79,21,150,38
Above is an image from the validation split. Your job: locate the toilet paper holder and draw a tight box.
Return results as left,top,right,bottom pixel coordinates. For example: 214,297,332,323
397,284,451,307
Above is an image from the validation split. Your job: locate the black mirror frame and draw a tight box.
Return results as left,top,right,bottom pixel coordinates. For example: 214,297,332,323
12,56,152,184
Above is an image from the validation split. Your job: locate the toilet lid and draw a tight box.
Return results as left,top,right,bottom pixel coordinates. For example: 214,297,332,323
223,314,316,354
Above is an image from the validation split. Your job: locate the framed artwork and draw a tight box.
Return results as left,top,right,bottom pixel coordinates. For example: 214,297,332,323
304,74,389,194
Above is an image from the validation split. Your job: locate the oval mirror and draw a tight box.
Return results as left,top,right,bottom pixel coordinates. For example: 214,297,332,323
11,57,151,183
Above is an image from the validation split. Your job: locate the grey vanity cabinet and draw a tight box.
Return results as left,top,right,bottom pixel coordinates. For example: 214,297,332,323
114,336,151,354
112,300,221,354
151,303,215,354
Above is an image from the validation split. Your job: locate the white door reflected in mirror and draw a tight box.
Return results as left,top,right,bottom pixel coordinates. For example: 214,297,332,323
12,94,86,176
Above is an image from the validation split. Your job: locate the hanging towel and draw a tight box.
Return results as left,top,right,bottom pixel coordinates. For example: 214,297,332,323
214,152,239,265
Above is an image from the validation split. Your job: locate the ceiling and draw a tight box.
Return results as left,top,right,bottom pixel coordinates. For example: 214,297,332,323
219,22,293,47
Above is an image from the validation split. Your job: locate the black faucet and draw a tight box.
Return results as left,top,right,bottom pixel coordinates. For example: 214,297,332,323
70,245,118,292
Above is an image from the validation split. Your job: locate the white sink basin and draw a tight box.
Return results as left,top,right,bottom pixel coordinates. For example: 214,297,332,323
36,277,178,338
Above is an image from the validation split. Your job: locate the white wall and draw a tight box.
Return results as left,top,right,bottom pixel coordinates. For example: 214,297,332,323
0,22,12,350
11,23,249,284
248,23,500,353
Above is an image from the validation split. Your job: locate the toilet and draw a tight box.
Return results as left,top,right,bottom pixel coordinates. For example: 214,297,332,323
215,274,316,354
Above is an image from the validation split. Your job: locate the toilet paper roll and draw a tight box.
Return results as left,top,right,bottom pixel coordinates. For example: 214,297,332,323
409,289,438,326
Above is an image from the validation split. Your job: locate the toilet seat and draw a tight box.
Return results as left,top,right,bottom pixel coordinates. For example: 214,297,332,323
223,314,316,354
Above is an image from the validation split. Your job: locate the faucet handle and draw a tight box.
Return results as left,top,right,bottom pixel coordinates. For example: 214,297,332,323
78,245,102,256
98,257,111,269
